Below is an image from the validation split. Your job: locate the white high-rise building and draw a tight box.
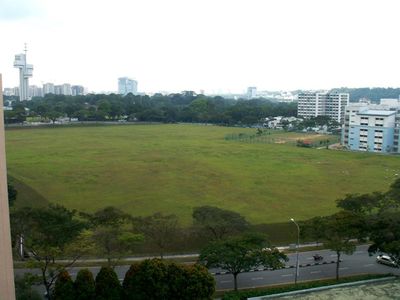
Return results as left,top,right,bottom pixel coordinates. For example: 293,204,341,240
118,77,138,95
28,85,43,98
297,92,349,123
247,87,257,99
43,83,55,95
62,84,72,96
13,45,33,101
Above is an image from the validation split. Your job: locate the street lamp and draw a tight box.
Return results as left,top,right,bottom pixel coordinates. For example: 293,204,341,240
290,218,300,284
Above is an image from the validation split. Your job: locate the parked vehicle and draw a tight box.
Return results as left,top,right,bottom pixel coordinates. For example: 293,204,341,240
376,255,398,267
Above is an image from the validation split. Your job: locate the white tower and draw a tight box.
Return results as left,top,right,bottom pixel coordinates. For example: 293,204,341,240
13,44,33,101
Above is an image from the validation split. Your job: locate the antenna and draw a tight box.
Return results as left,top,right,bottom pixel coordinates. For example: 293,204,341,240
24,43,27,55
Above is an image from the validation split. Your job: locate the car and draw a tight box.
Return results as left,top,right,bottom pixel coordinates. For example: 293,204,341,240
376,254,398,267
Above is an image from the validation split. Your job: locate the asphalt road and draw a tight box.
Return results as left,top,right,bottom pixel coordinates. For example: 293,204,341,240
15,245,400,293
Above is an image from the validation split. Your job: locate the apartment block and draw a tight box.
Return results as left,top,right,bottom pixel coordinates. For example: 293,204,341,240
342,99,400,153
297,92,349,123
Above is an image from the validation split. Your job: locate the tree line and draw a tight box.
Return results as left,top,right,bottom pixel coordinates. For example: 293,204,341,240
4,93,297,125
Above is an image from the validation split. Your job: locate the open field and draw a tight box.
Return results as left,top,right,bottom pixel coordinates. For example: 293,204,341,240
5,124,400,225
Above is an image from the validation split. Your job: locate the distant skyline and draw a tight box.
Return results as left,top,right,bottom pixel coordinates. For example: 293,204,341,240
1,0,400,94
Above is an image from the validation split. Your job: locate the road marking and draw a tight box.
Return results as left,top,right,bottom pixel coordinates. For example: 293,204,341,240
363,264,374,267
306,257,314,260
330,254,337,257
221,280,232,284
355,251,365,254
251,277,264,281
310,271,321,274
281,274,293,277
339,267,349,270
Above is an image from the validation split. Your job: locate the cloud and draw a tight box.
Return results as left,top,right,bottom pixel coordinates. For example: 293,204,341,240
0,0,41,20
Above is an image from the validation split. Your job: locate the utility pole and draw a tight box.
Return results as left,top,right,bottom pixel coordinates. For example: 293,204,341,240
0,74,16,299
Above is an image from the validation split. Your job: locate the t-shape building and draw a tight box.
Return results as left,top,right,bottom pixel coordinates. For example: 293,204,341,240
13,45,33,101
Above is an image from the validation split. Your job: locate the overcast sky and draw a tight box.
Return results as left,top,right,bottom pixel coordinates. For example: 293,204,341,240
1,0,400,94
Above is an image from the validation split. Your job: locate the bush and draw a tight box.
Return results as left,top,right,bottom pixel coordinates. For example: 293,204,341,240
74,269,95,300
53,270,74,300
14,274,42,300
123,259,168,299
123,259,215,300
95,266,122,300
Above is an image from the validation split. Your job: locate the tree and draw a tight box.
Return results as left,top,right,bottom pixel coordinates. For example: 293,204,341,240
184,264,215,300
10,205,88,298
133,212,179,258
300,216,326,246
199,233,287,291
192,206,249,241
53,270,74,300
74,269,95,300
7,182,17,207
95,267,122,300
317,212,361,280
82,207,142,266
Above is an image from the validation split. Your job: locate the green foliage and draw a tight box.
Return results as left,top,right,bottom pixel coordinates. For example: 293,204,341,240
10,205,88,297
74,269,95,300
122,259,215,300
192,206,249,240
82,207,142,266
123,259,168,299
133,212,179,258
53,270,75,300
7,182,17,207
221,274,391,300
95,267,122,300
14,273,42,300
199,233,287,291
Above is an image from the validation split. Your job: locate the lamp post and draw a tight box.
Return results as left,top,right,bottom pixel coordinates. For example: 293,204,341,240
290,218,300,284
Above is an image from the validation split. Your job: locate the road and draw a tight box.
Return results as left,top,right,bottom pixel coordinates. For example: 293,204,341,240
15,245,400,293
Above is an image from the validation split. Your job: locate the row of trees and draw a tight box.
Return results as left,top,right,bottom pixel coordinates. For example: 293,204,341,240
10,203,256,297
50,260,214,300
4,93,297,125
301,177,400,280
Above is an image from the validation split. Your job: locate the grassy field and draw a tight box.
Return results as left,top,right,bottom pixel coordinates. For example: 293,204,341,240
5,124,400,226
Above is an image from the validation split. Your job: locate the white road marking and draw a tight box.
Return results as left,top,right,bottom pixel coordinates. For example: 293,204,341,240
363,264,374,267
281,274,293,277
339,267,349,270
310,271,321,274
355,251,365,254
306,257,314,260
251,277,264,281
330,254,338,257
221,280,232,283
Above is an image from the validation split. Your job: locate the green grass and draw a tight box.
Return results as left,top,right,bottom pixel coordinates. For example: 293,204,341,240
6,124,400,225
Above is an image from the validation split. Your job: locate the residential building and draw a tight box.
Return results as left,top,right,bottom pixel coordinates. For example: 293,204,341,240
43,83,55,95
71,85,85,96
247,87,257,99
118,77,138,95
342,99,400,153
28,85,43,98
54,85,63,95
297,92,349,123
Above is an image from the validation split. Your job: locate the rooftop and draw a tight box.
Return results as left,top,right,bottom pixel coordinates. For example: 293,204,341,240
358,110,396,116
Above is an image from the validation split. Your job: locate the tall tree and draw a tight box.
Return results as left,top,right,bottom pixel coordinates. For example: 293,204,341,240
199,233,287,291
192,206,249,241
133,212,179,258
95,267,122,300
82,206,142,266
10,205,88,298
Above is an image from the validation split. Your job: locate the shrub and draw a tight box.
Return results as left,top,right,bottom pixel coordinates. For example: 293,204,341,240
123,259,168,299
123,259,215,300
95,266,122,300
74,269,95,300
53,270,75,300
14,274,42,300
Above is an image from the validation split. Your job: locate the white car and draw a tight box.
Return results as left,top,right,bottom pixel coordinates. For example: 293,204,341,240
376,255,398,267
